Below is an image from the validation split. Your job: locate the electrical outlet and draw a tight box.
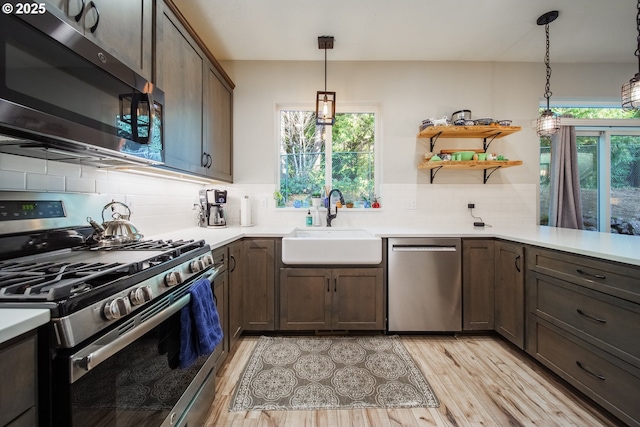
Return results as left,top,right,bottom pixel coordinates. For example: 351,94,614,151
261,198,267,208
405,199,417,210
467,203,475,209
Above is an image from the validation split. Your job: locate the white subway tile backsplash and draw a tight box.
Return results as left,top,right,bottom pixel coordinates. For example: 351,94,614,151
47,160,81,177
0,170,26,190
95,179,121,194
26,173,65,191
65,177,95,193
0,151,538,233
0,153,46,174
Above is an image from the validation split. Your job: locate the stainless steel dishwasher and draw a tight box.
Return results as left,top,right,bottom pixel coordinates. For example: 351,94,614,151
388,237,462,331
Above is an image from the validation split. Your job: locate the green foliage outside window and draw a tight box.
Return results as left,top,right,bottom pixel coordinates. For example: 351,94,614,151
279,110,375,206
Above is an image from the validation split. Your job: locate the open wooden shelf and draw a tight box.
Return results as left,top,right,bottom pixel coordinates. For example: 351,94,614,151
417,125,522,139
418,125,522,152
418,159,523,183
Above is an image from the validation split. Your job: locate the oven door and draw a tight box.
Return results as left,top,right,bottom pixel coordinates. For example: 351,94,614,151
51,270,221,427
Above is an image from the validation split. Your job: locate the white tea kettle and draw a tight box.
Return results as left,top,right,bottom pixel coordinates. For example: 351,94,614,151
87,201,143,244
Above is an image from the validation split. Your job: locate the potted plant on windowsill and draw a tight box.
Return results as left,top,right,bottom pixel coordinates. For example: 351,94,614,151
345,200,354,208
311,192,322,208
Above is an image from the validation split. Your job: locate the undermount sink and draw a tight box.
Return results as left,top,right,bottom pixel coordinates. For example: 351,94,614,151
282,227,382,265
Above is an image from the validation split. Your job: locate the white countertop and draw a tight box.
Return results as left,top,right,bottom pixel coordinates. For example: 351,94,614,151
3,225,636,344
0,309,50,344
153,225,640,267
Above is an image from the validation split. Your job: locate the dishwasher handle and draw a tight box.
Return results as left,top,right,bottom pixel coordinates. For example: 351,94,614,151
392,245,457,252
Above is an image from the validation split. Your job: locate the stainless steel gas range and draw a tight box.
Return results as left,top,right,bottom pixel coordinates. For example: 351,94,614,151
0,192,223,427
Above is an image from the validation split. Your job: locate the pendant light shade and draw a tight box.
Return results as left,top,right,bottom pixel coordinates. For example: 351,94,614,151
622,0,640,110
316,91,336,125
536,11,560,137
316,36,336,125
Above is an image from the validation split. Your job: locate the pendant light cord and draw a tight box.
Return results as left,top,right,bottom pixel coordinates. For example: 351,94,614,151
544,23,552,111
324,47,327,93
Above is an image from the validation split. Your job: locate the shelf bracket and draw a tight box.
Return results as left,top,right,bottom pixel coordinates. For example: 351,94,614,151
429,131,443,152
430,166,443,183
483,132,502,152
483,166,502,184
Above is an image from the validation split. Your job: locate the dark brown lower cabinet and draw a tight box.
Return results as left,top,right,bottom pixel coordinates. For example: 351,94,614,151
462,239,495,330
494,240,525,348
228,240,243,352
0,332,37,427
243,239,276,331
526,245,640,427
280,267,384,331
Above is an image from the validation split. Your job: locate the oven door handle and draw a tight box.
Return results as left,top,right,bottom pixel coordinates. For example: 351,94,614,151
72,294,190,378
207,264,224,283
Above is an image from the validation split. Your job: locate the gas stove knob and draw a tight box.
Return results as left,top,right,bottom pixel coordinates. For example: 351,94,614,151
130,286,153,305
164,271,183,287
189,258,205,273
103,297,132,320
203,255,214,266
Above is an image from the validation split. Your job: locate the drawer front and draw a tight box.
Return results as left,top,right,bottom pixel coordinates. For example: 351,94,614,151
528,247,640,304
531,319,640,427
530,274,640,365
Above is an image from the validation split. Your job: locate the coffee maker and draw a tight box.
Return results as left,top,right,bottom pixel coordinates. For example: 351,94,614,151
199,189,227,227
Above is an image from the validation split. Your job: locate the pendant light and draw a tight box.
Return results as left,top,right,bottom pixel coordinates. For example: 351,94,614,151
316,36,336,126
622,0,640,110
536,11,560,137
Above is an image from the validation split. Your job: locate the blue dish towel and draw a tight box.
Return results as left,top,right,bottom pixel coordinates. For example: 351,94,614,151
179,277,223,369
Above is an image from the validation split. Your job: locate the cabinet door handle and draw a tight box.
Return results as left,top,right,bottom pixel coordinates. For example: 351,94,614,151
576,361,605,381
229,255,236,273
87,1,99,33
576,309,607,324
514,254,521,273
207,153,213,168
71,0,85,22
201,152,208,167
334,277,337,292
326,277,330,292
576,269,606,280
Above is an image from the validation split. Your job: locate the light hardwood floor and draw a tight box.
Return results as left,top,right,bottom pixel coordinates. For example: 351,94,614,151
204,335,621,427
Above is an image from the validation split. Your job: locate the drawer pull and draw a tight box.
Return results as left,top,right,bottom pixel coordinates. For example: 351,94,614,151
576,309,607,324
576,269,606,280
576,361,605,381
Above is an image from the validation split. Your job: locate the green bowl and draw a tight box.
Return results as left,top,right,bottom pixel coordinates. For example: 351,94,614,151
454,151,475,161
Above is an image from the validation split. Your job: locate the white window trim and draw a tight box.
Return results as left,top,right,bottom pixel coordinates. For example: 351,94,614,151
274,102,382,200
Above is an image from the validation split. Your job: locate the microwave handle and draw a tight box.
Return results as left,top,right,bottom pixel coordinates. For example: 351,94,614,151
129,92,154,145
146,91,155,144
72,294,190,378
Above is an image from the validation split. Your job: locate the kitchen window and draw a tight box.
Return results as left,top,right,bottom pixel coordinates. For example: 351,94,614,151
539,107,640,236
277,104,379,207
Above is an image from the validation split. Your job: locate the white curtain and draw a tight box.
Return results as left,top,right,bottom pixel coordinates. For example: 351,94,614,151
548,124,584,229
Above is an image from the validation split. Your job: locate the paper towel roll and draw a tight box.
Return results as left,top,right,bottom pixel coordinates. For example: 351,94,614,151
240,196,252,226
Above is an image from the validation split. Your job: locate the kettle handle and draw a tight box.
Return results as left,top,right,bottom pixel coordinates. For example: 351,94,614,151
101,201,132,222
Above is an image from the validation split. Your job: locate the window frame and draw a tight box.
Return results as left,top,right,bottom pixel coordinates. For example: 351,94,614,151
275,102,382,207
541,116,640,233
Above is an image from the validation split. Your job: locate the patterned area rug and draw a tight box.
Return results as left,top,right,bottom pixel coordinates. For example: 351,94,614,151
229,335,439,411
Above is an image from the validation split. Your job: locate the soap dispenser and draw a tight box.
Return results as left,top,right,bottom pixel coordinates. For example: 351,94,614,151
305,209,313,227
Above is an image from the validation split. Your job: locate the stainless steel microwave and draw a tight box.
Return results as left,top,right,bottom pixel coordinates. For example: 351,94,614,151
0,8,164,166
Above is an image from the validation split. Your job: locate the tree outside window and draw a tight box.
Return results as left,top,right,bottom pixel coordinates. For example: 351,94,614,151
278,108,376,207
539,107,640,235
